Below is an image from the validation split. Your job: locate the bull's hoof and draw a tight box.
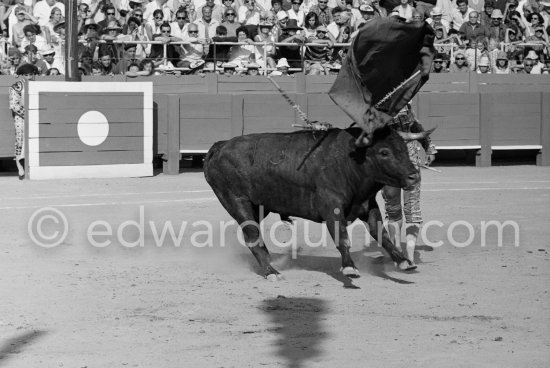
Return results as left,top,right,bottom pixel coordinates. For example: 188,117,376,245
396,260,417,271
266,273,285,282
340,267,360,278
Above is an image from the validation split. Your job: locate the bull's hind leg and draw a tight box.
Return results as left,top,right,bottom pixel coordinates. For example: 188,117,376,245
359,197,416,271
223,198,282,280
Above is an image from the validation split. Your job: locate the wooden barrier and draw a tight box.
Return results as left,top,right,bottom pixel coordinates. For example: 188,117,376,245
1,75,549,175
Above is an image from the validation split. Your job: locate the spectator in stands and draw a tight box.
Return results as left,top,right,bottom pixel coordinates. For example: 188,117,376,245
222,0,239,19
4,48,23,76
370,0,387,18
524,49,544,73
33,0,64,27
145,9,165,41
431,53,449,72
304,25,334,73
494,50,511,73
465,40,489,70
309,0,332,27
196,5,221,41
269,0,283,16
20,24,48,54
77,2,91,35
97,5,119,35
222,7,240,36
451,0,474,33
139,58,156,75
303,11,319,37
10,6,35,49
204,25,233,67
246,62,261,74
238,0,261,25
288,0,305,27
270,56,290,74
415,0,436,20
80,50,94,75
276,18,304,69
393,0,414,21
480,0,495,26
221,62,238,74
477,55,492,73
506,11,525,39
198,0,225,22
411,9,423,22
42,6,63,46
356,4,376,28
254,20,277,69
148,22,180,67
488,9,507,42
426,6,449,32
42,46,64,74
522,56,537,73
143,0,172,24
176,23,206,70
542,58,550,74
10,63,38,179
326,7,348,39
272,10,288,39
450,50,470,72
98,21,125,64
228,25,255,67
503,0,519,26
524,12,543,37
331,25,349,64
46,67,60,75
433,25,448,48
459,11,489,45
185,1,198,24
525,26,549,56
97,52,121,75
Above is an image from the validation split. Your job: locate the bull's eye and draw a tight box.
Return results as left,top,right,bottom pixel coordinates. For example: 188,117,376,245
378,148,391,157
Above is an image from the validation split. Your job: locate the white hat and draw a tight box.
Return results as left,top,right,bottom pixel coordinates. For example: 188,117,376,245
430,6,443,16
526,50,539,60
42,47,56,56
491,9,504,18
359,4,374,12
277,11,288,20
222,62,237,69
276,58,290,68
478,56,490,66
270,70,283,76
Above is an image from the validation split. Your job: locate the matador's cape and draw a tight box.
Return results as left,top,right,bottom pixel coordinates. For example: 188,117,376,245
328,17,435,135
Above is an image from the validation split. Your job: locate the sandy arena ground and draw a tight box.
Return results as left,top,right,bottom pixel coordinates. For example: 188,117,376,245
0,166,549,368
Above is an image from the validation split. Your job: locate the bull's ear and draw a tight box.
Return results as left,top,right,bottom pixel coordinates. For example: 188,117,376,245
398,125,437,141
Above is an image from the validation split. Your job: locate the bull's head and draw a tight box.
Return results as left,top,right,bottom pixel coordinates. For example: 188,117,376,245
363,126,434,189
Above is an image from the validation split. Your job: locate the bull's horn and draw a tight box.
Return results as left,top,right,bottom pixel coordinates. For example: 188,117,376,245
398,126,437,141
355,131,371,147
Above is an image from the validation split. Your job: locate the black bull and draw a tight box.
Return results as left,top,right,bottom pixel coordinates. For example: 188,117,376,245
204,126,425,280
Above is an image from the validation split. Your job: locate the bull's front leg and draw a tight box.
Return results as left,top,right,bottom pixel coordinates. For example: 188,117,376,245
325,218,360,278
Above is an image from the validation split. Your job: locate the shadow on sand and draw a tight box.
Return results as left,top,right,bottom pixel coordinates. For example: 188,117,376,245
261,297,327,368
0,330,46,366
241,242,418,286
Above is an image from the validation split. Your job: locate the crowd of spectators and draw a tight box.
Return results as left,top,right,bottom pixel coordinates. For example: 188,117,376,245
0,0,549,76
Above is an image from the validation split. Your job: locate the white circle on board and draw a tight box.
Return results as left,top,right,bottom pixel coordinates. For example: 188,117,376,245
77,111,109,146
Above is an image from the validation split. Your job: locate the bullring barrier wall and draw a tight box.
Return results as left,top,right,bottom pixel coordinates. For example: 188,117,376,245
0,73,549,175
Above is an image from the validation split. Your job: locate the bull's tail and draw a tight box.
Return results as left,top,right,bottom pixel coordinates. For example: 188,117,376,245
203,140,227,182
